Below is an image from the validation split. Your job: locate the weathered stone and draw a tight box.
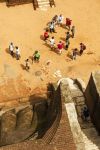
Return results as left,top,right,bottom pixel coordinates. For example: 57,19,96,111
0,109,16,146
17,106,33,130
60,82,72,103
75,78,86,92
85,71,100,133
1,109,16,133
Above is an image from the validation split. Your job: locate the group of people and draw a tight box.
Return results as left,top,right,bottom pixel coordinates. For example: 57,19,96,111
43,14,86,59
9,43,40,71
9,43,20,60
8,14,86,71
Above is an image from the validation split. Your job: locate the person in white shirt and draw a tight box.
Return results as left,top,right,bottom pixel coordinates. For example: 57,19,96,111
50,36,55,49
49,22,56,33
15,46,20,60
9,42,14,57
57,14,64,26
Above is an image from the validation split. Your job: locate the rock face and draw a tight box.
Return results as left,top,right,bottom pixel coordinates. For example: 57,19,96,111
0,99,48,146
85,71,100,133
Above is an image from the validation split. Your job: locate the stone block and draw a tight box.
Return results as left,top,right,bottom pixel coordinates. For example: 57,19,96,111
1,109,16,133
17,106,33,130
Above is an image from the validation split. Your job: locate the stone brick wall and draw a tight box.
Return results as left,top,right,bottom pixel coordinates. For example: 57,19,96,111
6,0,33,6
85,72,100,133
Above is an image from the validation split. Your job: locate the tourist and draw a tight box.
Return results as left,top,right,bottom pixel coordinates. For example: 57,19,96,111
15,46,20,60
79,43,86,55
66,18,72,30
65,39,70,50
66,32,71,41
44,29,49,41
71,26,75,38
57,14,64,26
72,48,78,60
81,106,89,121
49,22,56,33
9,42,14,57
25,59,30,71
50,36,55,49
52,15,58,25
57,41,64,54
33,51,40,63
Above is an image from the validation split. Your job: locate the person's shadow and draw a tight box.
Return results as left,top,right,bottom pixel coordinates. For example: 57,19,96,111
5,48,9,54
60,37,66,42
20,64,26,70
40,35,44,41
5,48,15,58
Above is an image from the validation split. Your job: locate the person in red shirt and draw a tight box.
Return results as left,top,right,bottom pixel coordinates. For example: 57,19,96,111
57,41,64,54
44,29,49,41
66,18,72,30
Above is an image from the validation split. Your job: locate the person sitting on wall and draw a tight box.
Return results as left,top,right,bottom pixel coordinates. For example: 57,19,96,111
81,106,89,122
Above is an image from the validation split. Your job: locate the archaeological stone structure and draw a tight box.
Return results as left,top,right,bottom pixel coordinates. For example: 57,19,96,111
85,71,100,134
0,72,99,149
0,0,56,10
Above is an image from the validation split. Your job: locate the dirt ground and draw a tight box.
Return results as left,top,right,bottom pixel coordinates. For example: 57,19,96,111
0,0,100,105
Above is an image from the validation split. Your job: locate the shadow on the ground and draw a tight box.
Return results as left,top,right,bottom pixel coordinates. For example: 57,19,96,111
20,64,26,70
5,48,10,54
5,48,15,58
40,35,44,41
43,43,61,55
60,37,66,42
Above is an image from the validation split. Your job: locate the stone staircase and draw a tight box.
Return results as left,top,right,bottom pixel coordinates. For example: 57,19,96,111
38,0,50,9
37,0,55,10
59,78,100,150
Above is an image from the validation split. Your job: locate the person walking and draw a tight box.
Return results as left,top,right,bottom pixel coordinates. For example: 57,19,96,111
9,42,14,57
50,36,55,50
25,59,30,71
80,43,86,55
71,26,75,38
15,46,20,60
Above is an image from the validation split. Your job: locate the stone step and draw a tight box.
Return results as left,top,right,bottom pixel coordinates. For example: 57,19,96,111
37,0,50,8
38,1,49,5
39,4,50,8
